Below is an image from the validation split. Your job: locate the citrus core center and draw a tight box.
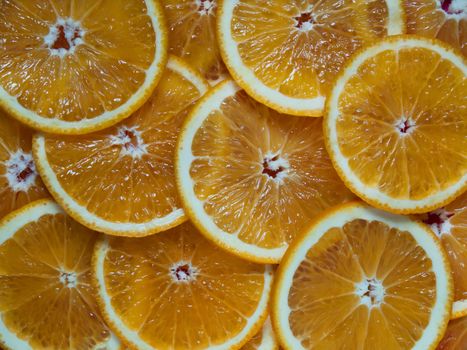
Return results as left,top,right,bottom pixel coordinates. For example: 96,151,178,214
441,0,465,15
262,153,289,182
4,150,37,192
197,0,215,15
423,208,454,236
356,278,385,307
110,126,148,159
170,262,198,283
294,6,315,31
59,271,77,288
44,18,83,57
396,117,415,135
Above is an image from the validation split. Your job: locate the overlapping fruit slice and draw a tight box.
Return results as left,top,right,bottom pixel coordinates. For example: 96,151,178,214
162,0,228,84
242,318,278,350
325,35,467,214
176,80,355,263
92,221,272,350
217,0,404,116
0,0,167,134
404,0,466,56
436,315,467,349
419,192,467,319
0,110,49,219
272,202,453,350
0,199,119,349
34,56,208,237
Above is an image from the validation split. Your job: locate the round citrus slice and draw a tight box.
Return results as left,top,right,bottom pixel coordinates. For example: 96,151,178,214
0,110,49,220
404,0,466,56
0,0,168,134
33,56,208,237
92,221,272,350
242,317,278,350
419,192,467,319
0,199,120,350
436,315,467,349
272,202,453,350
324,35,467,214
162,0,228,85
176,79,355,263
217,0,404,116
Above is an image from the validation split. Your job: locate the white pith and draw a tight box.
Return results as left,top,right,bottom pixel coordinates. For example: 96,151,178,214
177,80,288,262
33,57,208,235
355,278,385,308
0,200,120,350
196,0,216,16
110,126,148,159
256,318,277,350
3,150,37,192
274,204,451,350
94,237,273,350
0,0,167,134
59,270,78,288
395,116,416,136
437,0,467,21
218,0,404,115
262,152,290,184
169,261,199,283
326,38,467,211
44,18,84,57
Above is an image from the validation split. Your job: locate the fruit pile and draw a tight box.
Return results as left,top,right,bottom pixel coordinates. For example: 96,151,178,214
0,1,465,349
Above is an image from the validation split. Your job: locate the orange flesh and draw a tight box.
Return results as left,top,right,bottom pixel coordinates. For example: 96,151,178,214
336,47,466,200
190,90,354,249
162,0,227,82
42,64,203,224
0,0,156,121
102,222,267,349
0,111,49,219
230,0,390,97
437,315,467,349
405,0,466,56
0,211,111,348
288,219,437,349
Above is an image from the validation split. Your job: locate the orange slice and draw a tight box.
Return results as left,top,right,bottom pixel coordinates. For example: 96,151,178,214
419,192,467,319
33,56,208,237
272,202,453,350
242,317,278,350
176,79,355,263
404,0,466,56
92,221,272,350
436,315,467,349
0,199,120,349
324,35,467,214
217,0,404,116
162,0,228,84
0,110,49,220
0,0,167,134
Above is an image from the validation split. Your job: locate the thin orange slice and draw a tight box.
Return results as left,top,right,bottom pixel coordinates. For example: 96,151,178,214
0,199,119,349
217,0,404,116
272,202,453,350
404,0,466,56
324,35,467,214
33,56,208,237
176,79,355,263
419,192,467,319
0,109,49,219
162,0,228,84
0,0,167,134
92,221,272,350
242,317,278,350
437,316,467,349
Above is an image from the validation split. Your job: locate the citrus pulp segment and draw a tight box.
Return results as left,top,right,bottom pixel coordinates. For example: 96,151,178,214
176,79,355,263
33,56,209,237
404,0,466,56
161,0,228,85
324,35,467,214
436,316,467,349
92,221,272,350
217,0,404,116
419,192,467,319
242,317,278,350
272,202,453,350
0,110,49,220
0,0,168,134
0,199,119,350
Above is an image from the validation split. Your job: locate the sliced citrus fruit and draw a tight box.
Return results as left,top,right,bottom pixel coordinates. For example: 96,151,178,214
176,79,355,263
92,221,272,350
0,199,120,349
419,192,467,319
217,0,404,116
0,110,49,220
404,0,466,56
272,201,453,350
324,35,467,214
162,0,228,85
33,56,208,237
436,315,467,349
242,317,278,350
0,0,168,134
